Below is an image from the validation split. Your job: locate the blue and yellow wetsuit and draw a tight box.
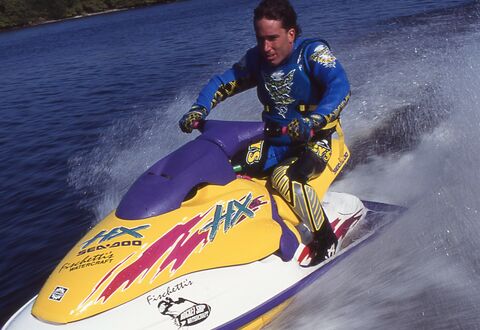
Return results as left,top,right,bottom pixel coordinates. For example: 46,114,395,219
187,38,350,264
192,38,350,169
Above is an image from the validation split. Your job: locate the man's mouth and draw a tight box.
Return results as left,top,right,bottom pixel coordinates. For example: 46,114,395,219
266,53,276,62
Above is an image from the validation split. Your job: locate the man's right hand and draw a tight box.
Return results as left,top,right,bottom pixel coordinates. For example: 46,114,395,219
179,105,208,133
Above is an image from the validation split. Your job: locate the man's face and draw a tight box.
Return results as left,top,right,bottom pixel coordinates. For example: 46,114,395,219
255,18,295,67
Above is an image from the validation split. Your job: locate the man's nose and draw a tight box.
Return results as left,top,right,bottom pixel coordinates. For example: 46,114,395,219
263,40,272,53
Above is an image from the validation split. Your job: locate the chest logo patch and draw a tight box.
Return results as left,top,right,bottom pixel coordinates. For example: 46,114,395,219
264,69,296,118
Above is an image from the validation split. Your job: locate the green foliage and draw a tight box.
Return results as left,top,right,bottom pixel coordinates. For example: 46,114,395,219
0,0,174,30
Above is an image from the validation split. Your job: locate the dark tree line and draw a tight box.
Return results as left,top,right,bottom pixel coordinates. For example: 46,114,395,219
0,0,174,30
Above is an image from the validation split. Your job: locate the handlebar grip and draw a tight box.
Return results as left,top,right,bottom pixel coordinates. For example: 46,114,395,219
265,124,314,138
191,120,205,132
280,126,314,137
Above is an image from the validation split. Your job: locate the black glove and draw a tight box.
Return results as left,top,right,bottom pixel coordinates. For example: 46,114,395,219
286,117,313,142
309,114,327,131
179,105,208,133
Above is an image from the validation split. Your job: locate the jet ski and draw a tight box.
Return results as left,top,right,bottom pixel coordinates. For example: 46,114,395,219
3,120,404,329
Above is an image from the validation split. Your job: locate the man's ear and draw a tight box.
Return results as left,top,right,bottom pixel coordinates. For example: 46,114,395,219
288,28,295,43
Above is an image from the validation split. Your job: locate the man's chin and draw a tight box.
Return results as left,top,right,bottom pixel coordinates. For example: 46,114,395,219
266,58,279,66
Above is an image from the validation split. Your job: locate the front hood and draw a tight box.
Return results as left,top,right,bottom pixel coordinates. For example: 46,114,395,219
32,179,280,324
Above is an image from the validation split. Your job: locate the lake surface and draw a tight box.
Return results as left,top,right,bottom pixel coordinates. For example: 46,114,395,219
2,0,480,327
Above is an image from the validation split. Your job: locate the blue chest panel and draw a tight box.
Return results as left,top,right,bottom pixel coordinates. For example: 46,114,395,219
257,40,324,126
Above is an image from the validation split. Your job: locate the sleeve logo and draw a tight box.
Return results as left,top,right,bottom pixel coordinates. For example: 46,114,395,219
310,45,336,68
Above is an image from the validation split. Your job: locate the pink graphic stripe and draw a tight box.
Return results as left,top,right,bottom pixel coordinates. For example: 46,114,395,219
96,213,208,302
82,253,134,305
156,230,208,278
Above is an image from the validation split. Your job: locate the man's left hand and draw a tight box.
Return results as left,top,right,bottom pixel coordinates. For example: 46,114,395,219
287,118,313,142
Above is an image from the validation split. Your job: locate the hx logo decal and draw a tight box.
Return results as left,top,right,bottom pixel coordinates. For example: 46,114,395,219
81,225,150,249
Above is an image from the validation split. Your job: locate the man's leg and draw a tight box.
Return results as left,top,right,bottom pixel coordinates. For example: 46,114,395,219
271,138,338,265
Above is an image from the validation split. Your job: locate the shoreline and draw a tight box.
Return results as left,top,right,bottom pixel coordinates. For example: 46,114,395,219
0,1,178,33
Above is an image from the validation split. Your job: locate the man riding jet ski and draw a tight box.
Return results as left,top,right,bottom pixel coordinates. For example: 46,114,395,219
180,0,351,265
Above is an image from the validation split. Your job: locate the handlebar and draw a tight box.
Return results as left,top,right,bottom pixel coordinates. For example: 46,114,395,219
265,124,314,138
193,120,313,139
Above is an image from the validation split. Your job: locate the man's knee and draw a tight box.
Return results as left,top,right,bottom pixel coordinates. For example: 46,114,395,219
270,159,296,201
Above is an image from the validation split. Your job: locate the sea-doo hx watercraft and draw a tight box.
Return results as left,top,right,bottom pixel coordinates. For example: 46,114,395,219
4,120,403,329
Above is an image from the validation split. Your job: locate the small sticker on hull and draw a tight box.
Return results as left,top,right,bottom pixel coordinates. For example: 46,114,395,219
158,297,211,327
49,286,68,302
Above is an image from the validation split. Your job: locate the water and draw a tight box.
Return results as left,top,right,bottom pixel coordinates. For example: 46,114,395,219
1,0,480,327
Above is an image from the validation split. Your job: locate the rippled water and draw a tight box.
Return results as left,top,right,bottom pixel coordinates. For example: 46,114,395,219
1,0,479,327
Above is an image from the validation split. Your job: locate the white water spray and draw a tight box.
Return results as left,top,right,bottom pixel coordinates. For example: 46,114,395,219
271,11,480,330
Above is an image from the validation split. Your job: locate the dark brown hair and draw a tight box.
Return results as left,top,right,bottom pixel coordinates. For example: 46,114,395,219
254,0,302,36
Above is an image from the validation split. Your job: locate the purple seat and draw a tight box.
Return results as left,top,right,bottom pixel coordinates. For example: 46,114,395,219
116,121,265,220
